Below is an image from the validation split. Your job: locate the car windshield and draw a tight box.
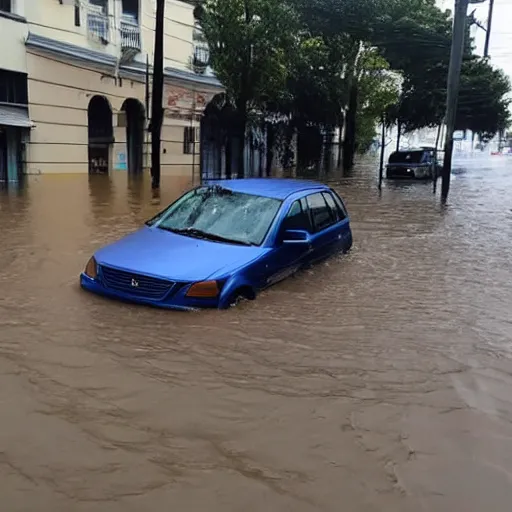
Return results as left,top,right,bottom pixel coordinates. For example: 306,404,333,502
150,186,282,246
388,151,425,164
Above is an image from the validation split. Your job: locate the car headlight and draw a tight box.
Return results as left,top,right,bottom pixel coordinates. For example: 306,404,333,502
186,280,220,298
84,256,98,279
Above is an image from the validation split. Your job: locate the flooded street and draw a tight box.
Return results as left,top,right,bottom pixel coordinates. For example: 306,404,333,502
2,157,512,511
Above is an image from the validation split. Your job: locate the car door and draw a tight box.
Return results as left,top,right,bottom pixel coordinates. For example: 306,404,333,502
305,192,340,263
263,198,313,288
328,190,352,252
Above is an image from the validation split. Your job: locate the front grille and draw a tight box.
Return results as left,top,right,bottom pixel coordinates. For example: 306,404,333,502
100,266,174,300
387,167,414,177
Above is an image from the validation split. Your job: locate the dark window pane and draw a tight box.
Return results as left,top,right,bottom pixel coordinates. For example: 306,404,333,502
183,127,196,154
330,190,348,220
283,200,310,232
307,193,335,232
322,192,341,222
0,69,28,105
0,0,11,13
75,4,81,26
388,150,424,164
299,198,312,230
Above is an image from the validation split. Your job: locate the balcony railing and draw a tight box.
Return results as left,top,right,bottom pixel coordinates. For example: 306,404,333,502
193,45,210,69
120,17,141,52
87,5,109,43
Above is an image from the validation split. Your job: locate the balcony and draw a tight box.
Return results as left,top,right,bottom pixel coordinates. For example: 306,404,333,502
86,4,109,44
191,23,209,74
193,45,209,73
120,17,141,53
118,12,140,63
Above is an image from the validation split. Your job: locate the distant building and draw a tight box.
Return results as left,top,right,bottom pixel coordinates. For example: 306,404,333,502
0,0,223,181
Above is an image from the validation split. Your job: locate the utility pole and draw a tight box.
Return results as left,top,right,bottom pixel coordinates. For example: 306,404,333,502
484,0,494,58
441,0,469,201
378,115,386,190
150,0,165,190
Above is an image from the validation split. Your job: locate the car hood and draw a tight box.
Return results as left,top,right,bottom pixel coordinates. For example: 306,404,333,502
94,226,266,282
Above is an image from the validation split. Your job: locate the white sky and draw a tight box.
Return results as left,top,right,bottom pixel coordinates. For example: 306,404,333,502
437,0,512,80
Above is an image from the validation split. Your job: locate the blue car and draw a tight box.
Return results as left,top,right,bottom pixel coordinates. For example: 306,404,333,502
80,179,353,310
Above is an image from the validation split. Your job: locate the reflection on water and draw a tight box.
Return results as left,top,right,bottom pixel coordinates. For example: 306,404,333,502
2,160,512,511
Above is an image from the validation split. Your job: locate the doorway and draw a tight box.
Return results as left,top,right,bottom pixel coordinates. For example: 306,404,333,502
121,98,145,174
88,95,113,174
0,128,6,182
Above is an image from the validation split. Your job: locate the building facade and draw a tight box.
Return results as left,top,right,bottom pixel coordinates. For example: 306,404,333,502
0,0,223,182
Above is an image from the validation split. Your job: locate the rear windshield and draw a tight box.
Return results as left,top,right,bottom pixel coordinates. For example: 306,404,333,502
388,151,425,164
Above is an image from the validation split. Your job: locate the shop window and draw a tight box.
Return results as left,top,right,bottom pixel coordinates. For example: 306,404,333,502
183,127,197,154
0,70,28,105
0,0,11,13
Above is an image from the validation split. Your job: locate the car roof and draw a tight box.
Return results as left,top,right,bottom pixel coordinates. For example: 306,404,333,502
203,178,329,200
393,148,425,153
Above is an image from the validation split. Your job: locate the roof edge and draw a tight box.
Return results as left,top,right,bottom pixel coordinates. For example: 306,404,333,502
25,33,224,91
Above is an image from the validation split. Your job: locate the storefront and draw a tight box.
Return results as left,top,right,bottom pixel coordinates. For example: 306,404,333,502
0,106,32,183
0,69,31,183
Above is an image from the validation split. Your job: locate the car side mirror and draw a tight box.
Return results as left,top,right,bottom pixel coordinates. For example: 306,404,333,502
282,229,311,245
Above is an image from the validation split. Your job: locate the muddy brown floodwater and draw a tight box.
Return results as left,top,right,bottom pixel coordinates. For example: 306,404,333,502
2,157,512,511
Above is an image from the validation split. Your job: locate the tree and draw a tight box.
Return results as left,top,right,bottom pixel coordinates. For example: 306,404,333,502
356,49,401,152
292,0,453,169
199,0,300,174
280,35,349,128
457,58,511,141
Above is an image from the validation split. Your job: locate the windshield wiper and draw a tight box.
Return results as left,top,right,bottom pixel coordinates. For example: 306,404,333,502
169,227,254,246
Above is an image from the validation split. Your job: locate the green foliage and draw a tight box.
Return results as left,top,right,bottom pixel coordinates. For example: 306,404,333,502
200,0,299,113
200,0,512,160
280,34,352,126
457,58,511,140
356,47,401,151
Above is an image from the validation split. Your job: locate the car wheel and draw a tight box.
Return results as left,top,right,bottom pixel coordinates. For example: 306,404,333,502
228,287,255,308
229,294,245,307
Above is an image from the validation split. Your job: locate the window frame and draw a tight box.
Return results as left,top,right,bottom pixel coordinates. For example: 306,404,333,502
183,126,197,155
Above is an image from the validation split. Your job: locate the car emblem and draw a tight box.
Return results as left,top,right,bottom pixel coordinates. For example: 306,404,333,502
131,278,139,288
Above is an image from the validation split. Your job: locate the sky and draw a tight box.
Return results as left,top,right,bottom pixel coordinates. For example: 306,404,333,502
436,0,512,81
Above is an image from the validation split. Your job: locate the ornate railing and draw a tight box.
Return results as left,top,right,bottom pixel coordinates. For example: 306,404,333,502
86,5,109,43
120,17,141,51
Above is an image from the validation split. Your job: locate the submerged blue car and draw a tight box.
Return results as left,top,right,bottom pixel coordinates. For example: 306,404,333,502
81,179,353,310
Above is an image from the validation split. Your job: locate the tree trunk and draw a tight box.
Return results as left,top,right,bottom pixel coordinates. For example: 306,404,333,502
266,123,275,177
435,124,442,150
342,83,358,172
396,120,401,151
337,113,344,168
225,130,232,179
235,107,247,178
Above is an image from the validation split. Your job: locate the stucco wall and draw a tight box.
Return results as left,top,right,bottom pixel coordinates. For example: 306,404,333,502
25,51,199,177
27,0,196,72
0,15,28,73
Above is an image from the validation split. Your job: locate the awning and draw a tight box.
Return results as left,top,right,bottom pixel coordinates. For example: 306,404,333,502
0,105,34,128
